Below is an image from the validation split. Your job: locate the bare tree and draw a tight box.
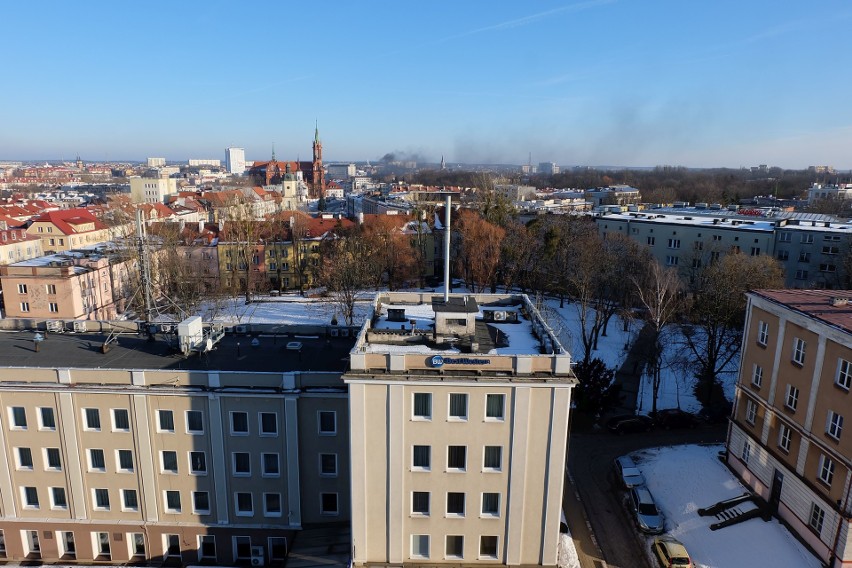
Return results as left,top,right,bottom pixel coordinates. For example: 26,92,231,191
317,229,373,325
454,209,506,293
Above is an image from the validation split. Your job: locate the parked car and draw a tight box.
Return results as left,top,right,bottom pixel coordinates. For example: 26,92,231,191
613,456,646,489
606,414,654,434
653,409,698,430
628,486,665,534
698,401,733,424
652,536,694,567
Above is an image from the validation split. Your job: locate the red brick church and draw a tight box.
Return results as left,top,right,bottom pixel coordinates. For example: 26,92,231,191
248,126,326,199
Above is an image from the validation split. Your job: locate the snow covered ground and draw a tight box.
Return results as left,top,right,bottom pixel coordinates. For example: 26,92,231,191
630,444,821,568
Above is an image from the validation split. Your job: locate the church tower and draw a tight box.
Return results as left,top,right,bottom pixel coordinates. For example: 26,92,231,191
312,123,325,199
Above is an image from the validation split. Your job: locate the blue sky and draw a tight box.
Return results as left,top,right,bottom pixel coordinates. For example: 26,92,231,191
2,1,851,169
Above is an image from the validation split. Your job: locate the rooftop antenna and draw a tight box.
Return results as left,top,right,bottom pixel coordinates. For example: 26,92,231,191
443,193,452,301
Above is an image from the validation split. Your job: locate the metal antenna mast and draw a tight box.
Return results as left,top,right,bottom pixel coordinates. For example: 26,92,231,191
135,208,155,323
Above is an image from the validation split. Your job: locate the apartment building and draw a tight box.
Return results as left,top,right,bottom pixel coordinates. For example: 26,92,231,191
727,290,852,566
346,292,575,567
27,209,115,253
0,331,353,565
130,176,179,204
0,226,43,266
596,211,852,288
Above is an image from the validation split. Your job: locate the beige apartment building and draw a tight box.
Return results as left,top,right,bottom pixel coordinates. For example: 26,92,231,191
728,289,852,566
346,292,575,567
0,226,43,266
130,176,179,204
27,209,116,254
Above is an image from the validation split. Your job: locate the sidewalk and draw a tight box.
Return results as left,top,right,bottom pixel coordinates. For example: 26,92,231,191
562,470,608,568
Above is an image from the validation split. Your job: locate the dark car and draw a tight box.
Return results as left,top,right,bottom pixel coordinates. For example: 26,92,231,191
653,409,698,430
698,401,733,424
606,414,654,434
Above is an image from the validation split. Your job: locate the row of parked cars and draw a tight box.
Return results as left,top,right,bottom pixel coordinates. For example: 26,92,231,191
605,402,734,435
613,455,694,567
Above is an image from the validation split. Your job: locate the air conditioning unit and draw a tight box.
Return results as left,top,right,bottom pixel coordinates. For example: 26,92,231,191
251,546,265,567
493,311,507,321
235,325,248,335
329,328,339,337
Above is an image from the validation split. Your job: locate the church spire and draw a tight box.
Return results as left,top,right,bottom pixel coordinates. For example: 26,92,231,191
315,121,320,144
271,143,276,162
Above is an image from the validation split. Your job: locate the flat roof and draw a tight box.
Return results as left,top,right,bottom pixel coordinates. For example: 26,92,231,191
752,289,852,335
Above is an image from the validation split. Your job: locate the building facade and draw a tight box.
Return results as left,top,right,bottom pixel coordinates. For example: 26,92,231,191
727,289,852,566
226,147,247,175
130,177,179,205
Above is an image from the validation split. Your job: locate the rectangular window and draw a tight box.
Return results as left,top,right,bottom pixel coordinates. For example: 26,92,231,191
23,486,39,508
84,408,100,430
262,453,280,477
89,448,106,471
157,410,175,432
51,487,67,509
320,453,338,476
235,492,253,516
165,490,181,513
665,255,679,266
792,337,806,366
320,493,339,515
318,411,336,435
479,536,498,559
117,449,134,472
779,424,792,452
413,445,431,470
818,454,835,486
259,412,278,435
795,269,809,281
413,393,432,419
96,532,111,557
837,358,852,390
11,406,27,429
801,234,814,244
412,491,430,515
757,321,769,346
745,400,757,425
193,491,210,514
199,535,216,560
45,447,61,470
447,492,465,516
411,535,429,559
165,534,180,558
49,302,58,313
59,531,75,557
809,503,825,535
750,247,760,256
483,446,502,470
447,446,466,470
46,284,56,294
777,250,789,261
112,408,130,431
693,241,704,251
264,493,282,517
93,488,110,510
449,393,468,419
39,407,55,430
446,535,464,559
186,410,203,434
122,489,138,511
646,236,655,246
827,411,843,440
751,364,763,388
233,452,251,476
741,440,751,463
485,394,505,420
16,447,33,469
131,533,145,556
823,246,840,255
667,238,680,249
785,385,799,411
190,451,207,474
231,411,249,435
17,284,27,294
779,232,791,243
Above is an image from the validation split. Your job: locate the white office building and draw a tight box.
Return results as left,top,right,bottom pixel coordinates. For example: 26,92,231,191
226,147,246,175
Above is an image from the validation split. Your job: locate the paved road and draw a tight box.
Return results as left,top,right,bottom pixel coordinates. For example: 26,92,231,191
567,423,727,568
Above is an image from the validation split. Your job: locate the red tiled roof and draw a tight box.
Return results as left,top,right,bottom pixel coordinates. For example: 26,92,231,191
30,208,107,234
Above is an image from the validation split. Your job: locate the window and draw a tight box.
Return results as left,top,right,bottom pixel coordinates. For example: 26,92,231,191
25,529,40,555
264,493,282,517
165,490,181,513
479,536,498,559
112,408,130,431
413,445,431,470
45,447,61,470
646,236,655,246
745,400,757,425
46,284,56,294
818,454,835,486
411,535,429,559
667,238,681,249
446,535,464,559
23,486,39,508
694,241,704,251
235,492,253,516
51,487,67,509
823,246,840,255
751,364,763,388
785,385,799,411
131,533,145,556
190,451,207,474
792,337,806,366
777,250,789,261
199,535,216,560
320,493,339,515
49,302,58,313
801,234,814,244
798,251,811,263
16,447,33,469
836,358,852,390
231,411,249,435
447,492,465,516
93,488,110,510
84,408,100,430
193,491,210,514
11,406,27,429
233,452,251,476
186,411,203,434
117,449,134,472
412,491,430,515
741,440,751,464
17,284,27,294
449,393,468,420
827,411,843,440
779,424,792,452
483,446,502,470
161,451,178,473
485,394,505,420
96,532,111,557
712,235,722,241
259,412,278,435
262,453,280,477
757,321,769,346
122,489,138,511
320,453,338,476
38,407,55,430
809,503,826,536
89,449,106,471
413,393,432,419
157,410,175,432
665,255,679,266
234,536,252,560
795,269,809,281
750,247,760,256
447,446,466,470
318,411,336,435
779,232,791,243
59,531,75,557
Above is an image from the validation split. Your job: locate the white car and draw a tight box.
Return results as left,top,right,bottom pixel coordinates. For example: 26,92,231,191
613,455,645,489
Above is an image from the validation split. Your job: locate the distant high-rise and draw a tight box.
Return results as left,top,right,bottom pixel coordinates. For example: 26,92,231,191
147,157,166,167
538,162,560,175
225,147,246,175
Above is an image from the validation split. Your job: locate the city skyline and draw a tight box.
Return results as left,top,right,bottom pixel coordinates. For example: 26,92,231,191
2,1,851,169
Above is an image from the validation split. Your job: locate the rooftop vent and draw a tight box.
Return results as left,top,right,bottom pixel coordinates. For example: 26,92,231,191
831,297,849,307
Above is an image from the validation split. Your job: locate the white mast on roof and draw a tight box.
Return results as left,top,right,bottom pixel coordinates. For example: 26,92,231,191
444,193,452,302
